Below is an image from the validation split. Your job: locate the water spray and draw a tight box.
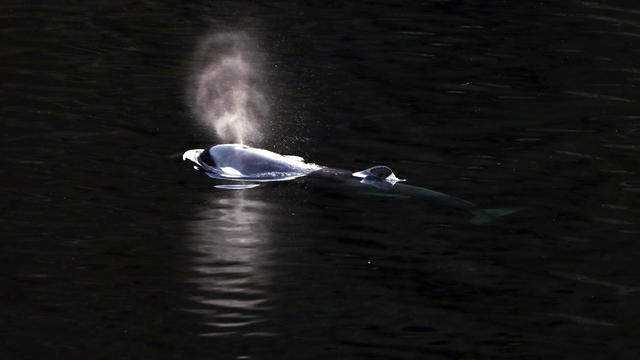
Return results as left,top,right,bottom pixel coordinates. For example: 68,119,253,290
189,32,268,145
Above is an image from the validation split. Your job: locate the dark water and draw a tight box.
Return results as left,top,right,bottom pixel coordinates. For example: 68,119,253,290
2,1,640,359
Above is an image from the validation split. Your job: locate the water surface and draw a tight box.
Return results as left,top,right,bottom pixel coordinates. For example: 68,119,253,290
2,1,640,359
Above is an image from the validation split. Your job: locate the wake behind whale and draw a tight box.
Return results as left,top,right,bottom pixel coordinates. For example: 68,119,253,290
183,144,521,224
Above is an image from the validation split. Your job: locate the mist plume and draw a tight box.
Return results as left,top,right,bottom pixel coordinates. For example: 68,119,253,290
189,32,268,145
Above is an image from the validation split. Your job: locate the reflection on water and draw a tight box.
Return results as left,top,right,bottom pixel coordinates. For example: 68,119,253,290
184,190,276,337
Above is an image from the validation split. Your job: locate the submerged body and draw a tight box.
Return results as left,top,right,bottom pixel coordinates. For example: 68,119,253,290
183,144,520,223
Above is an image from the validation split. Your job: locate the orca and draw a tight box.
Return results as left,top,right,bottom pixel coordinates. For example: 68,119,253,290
183,144,521,223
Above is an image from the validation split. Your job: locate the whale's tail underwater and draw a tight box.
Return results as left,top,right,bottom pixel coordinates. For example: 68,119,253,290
469,207,523,225
183,144,523,224
366,180,523,224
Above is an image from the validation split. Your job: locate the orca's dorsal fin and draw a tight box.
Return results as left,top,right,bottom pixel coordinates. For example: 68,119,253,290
352,166,406,185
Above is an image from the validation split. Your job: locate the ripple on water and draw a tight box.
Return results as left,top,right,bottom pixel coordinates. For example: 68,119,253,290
183,193,276,337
